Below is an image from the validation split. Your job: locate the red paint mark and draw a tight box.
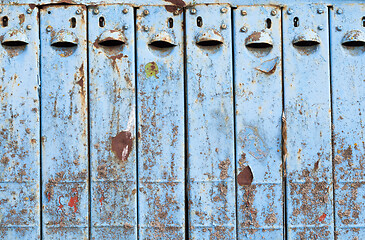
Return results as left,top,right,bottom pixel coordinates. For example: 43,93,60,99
57,196,64,213
99,192,105,206
318,213,326,222
46,192,51,202
68,188,79,213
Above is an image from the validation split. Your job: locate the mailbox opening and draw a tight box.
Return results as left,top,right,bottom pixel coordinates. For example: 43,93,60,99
51,41,77,47
2,40,28,47
341,30,365,47
293,40,320,47
149,40,176,48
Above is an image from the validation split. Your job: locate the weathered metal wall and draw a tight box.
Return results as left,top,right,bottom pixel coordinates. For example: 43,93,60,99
0,2,364,240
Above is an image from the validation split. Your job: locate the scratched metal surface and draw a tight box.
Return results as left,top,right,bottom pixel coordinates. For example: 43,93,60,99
88,5,137,239
136,6,185,239
283,3,334,239
186,4,236,239
233,5,284,239
0,5,40,240
330,4,365,239
40,5,88,239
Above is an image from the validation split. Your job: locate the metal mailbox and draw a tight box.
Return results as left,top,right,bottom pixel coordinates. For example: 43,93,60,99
88,5,137,239
40,5,88,239
0,5,40,240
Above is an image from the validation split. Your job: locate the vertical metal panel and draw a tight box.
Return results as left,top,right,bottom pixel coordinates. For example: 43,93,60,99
283,4,334,239
330,4,365,239
186,4,236,239
40,5,88,239
136,6,185,239
0,5,40,240
88,5,137,239
233,6,283,239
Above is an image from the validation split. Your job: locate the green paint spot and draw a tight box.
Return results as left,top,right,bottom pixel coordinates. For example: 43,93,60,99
145,62,158,78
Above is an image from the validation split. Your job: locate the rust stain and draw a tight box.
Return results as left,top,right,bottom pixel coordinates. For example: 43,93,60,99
237,166,253,186
218,158,230,180
68,188,79,213
19,14,25,25
109,53,124,62
145,62,159,78
57,196,64,214
99,191,105,206
318,213,327,222
342,145,352,160
29,4,36,9
164,0,186,6
314,160,320,171
245,31,262,45
111,131,133,162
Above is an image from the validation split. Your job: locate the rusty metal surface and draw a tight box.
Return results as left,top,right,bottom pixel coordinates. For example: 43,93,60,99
40,5,88,239
136,6,185,239
330,3,365,239
88,5,137,239
283,3,334,239
0,5,40,239
234,5,284,239
186,4,236,239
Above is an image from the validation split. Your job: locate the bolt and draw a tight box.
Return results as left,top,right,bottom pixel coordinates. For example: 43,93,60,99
26,24,32,30
143,26,149,32
336,8,343,14
336,25,342,31
26,8,32,14
123,25,128,30
317,9,324,14
240,26,247,32
221,24,227,29
271,9,277,16
318,25,324,30
143,9,149,16
190,8,196,14
46,26,52,32
123,8,129,14
174,10,179,15
221,7,227,13
93,9,99,15
241,10,247,16
76,9,82,15
287,8,294,15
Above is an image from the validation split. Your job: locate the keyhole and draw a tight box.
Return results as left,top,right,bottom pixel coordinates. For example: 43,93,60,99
99,17,105,27
70,17,76,28
2,16,8,27
197,16,203,27
168,18,173,28
362,17,365,27
266,18,272,29
294,17,299,27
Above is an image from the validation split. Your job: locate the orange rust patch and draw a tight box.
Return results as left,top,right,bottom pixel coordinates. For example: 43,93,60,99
19,14,25,25
238,166,253,186
111,131,133,162
318,213,327,222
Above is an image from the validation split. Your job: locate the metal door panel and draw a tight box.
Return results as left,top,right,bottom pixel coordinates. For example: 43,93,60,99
186,4,236,239
136,6,185,239
88,5,137,239
233,6,283,239
40,5,88,239
0,5,40,239
283,4,334,239
330,4,365,238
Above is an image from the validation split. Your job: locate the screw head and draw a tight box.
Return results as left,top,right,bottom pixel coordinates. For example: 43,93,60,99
287,8,294,15
123,8,129,14
336,25,342,31
221,24,227,29
318,25,324,30
26,8,32,14
123,25,128,30
317,9,324,14
143,26,149,32
174,10,179,15
46,26,52,32
221,7,228,13
76,9,82,15
93,9,99,15
26,24,32,30
336,8,343,14
143,9,149,16
241,10,247,16
271,9,277,16
240,26,247,32
190,8,196,14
